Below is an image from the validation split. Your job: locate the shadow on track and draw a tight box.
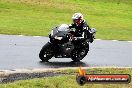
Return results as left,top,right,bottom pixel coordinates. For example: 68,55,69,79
39,61,88,68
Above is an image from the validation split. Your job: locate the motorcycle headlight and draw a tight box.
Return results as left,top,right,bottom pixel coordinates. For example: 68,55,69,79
55,36,63,40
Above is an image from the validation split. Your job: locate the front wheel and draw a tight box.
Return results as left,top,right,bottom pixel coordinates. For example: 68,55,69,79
39,43,54,62
71,48,88,62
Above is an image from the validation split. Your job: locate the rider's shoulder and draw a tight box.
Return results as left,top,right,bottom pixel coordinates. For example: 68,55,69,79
82,20,88,26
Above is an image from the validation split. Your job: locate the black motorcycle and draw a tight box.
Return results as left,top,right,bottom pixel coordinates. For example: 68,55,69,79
39,24,96,62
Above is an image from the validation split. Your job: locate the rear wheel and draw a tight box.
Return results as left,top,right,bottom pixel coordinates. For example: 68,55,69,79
39,43,54,62
71,48,88,62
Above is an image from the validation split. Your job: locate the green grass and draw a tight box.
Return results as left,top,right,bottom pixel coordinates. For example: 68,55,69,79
0,0,132,40
0,68,132,88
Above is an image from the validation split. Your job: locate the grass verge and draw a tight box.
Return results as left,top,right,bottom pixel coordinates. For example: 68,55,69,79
0,0,132,40
0,68,132,88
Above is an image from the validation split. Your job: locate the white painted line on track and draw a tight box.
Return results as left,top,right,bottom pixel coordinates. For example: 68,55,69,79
95,39,102,40
18,35,24,36
112,40,118,41
128,41,132,43
1,34,132,43
33,36,41,37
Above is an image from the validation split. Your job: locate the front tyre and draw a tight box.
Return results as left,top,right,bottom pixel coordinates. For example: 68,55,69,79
39,43,54,62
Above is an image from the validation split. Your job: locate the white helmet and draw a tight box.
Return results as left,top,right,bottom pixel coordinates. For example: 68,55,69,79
72,13,84,26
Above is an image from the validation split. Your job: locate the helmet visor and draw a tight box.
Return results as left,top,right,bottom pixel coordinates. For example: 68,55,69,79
73,19,79,24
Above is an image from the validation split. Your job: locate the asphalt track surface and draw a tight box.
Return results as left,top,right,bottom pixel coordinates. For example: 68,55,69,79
0,34,132,70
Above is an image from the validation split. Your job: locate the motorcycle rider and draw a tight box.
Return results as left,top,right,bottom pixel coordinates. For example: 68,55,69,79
69,13,95,43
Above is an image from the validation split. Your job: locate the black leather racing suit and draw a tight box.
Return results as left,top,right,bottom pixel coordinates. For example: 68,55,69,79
69,20,93,43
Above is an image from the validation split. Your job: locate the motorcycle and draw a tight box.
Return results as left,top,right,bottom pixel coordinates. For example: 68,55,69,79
39,24,96,62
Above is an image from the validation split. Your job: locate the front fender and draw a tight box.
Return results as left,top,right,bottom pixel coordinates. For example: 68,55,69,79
41,42,53,51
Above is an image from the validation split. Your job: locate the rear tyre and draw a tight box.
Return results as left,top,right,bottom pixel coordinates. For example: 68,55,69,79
71,48,88,62
39,43,54,62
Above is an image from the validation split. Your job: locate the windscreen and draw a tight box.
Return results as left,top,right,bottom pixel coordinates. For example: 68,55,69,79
58,24,69,31
51,24,69,36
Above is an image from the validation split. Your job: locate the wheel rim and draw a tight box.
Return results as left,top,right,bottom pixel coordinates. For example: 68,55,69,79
80,50,86,56
43,51,53,58
72,49,87,59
